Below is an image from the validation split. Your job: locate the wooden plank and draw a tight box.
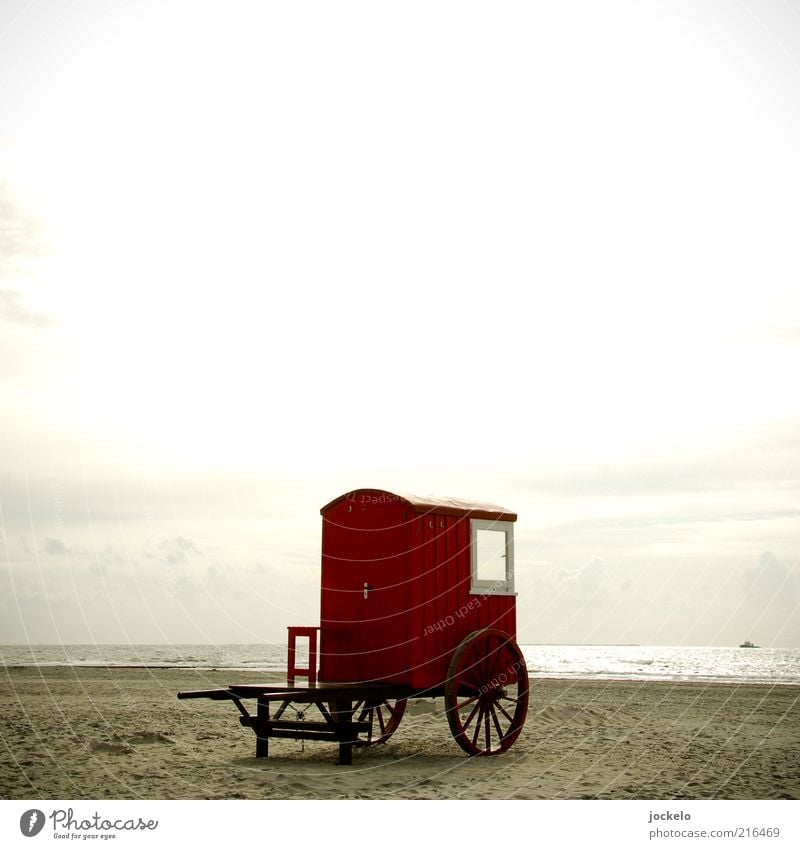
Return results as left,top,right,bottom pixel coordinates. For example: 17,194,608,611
177,689,239,700
263,729,341,742
225,683,294,697
227,684,412,702
255,697,269,758
264,726,368,742
240,719,371,734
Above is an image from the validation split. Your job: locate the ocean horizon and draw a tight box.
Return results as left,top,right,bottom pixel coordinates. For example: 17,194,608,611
1,643,798,686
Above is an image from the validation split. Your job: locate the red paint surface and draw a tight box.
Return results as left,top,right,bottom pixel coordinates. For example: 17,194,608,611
319,489,516,689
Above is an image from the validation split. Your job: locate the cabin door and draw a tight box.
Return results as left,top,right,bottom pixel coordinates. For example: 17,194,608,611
338,503,409,683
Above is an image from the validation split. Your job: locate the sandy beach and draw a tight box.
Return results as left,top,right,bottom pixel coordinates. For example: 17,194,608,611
1,666,797,800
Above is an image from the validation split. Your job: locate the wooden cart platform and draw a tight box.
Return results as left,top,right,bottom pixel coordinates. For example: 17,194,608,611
178,491,531,764
179,682,414,765
179,628,529,764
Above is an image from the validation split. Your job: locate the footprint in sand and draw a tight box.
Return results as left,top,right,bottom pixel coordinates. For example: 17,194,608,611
90,741,133,755
536,705,613,727
406,700,441,717
125,731,175,745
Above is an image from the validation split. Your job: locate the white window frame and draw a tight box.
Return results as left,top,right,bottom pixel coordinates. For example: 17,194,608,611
469,519,515,596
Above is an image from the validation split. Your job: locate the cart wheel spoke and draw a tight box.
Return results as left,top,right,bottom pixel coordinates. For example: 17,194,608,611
463,697,483,731
459,657,483,690
455,693,480,712
489,703,504,739
363,706,375,743
470,703,486,748
386,701,403,721
351,698,407,747
445,629,530,756
485,642,505,681
495,700,515,725
376,705,387,736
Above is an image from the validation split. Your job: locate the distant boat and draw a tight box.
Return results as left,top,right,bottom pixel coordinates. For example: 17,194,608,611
739,640,758,648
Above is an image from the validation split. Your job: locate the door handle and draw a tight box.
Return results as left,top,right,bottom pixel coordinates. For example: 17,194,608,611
363,582,369,599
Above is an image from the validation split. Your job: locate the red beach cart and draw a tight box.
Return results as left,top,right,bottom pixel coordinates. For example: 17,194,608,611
179,488,529,763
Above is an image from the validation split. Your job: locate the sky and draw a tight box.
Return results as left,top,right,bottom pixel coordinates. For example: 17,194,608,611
1,0,798,649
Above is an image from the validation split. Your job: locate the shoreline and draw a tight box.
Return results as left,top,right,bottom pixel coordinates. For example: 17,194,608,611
1,667,798,800
2,663,799,688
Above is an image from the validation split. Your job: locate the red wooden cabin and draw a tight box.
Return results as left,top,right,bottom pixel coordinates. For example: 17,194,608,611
180,487,528,762
318,488,518,690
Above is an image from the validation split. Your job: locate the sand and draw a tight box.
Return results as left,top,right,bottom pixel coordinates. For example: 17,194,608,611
1,666,798,800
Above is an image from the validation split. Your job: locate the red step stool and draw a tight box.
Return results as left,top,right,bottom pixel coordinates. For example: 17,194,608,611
286,626,319,686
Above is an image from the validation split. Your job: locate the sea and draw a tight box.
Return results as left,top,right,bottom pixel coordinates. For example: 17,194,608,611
1,643,798,686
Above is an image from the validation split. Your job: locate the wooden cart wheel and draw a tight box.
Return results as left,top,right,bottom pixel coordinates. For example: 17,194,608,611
445,629,529,756
352,698,407,746
326,697,407,746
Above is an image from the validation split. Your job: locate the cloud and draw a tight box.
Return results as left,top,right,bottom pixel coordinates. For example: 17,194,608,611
556,557,609,605
0,470,290,531
156,535,202,566
43,537,66,555
754,322,800,346
0,183,43,268
0,182,50,327
520,452,797,499
0,288,50,327
745,551,799,611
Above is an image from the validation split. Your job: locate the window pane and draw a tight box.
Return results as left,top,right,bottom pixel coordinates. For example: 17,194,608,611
476,529,507,582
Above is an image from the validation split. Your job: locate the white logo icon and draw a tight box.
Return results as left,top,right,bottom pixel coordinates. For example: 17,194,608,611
19,809,46,837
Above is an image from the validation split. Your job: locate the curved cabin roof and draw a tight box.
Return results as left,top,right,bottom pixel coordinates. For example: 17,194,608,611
321,489,517,522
